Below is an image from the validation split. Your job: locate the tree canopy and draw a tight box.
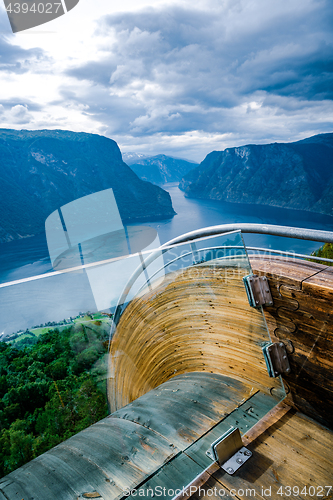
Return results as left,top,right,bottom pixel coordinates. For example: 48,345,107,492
0,322,109,477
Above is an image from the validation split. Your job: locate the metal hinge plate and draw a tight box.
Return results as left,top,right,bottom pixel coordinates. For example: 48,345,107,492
206,427,252,475
243,274,273,308
262,342,291,377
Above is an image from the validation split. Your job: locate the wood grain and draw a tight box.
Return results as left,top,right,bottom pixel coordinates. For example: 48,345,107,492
251,257,333,428
108,265,282,412
210,410,333,500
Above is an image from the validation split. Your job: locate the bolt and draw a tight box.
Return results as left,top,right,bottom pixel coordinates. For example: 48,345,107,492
236,458,243,464
227,468,234,474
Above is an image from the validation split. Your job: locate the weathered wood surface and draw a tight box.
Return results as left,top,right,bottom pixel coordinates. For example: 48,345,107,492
0,415,178,499
109,265,282,412
125,385,281,500
191,409,333,500
0,373,252,500
183,391,278,471
112,372,256,450
250,257,333,428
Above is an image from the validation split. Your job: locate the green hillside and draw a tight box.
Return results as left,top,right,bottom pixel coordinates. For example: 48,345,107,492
0,320,110,476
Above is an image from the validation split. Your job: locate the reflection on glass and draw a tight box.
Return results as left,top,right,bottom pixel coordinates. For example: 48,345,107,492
0,227,286,476
109,230,286,432
44,188,164,312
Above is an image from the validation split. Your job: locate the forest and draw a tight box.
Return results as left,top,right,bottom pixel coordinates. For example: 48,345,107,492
1,243,332,479
0,320,109,477
311,242,333,265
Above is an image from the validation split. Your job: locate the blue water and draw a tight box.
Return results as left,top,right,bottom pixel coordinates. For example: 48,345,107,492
144,184,333,254
1,183,333,336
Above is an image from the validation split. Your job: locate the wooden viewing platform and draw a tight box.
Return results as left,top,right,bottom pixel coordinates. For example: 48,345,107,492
0,257,332,500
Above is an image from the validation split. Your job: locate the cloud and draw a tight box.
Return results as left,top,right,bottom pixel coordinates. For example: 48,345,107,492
63,1,333,141
0,22,45,74
0,0,332,161
0,98,43,111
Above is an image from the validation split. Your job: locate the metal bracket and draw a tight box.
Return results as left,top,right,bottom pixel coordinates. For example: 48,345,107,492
262,342,291,377
206,427,252,475
243,274,273,308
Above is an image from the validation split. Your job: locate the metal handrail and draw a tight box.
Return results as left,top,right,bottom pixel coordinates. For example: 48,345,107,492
109,223,333,342
134,245,333,297
162,223,333,246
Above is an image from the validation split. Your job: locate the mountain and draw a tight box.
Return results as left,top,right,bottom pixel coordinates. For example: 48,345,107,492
0,130,176,243
122,152,149,164
180,133,333,217
126,154,199,185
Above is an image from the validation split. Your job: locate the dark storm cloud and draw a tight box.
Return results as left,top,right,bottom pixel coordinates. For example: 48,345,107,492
64,0,333,138
51,84,147,135
67,60,118,87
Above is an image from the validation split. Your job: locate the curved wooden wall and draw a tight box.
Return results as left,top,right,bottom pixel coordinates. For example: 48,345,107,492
108,264,282,412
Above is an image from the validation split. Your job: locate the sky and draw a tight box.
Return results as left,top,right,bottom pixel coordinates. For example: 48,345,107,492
0,0,332,162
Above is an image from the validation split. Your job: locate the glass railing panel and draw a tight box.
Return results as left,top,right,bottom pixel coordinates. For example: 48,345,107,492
0,228,285,476
110,230,286,421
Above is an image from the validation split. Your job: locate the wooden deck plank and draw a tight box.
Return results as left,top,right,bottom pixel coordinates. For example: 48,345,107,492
112,373,257,450
1,460,69,500
0,416,178,500
186,476,238,500
209,410,333,500
63,418,177,492
0,477,33,500
249,256,326,287
109,266,282,412
41,449,121,499
184,392,278,470
128,453,203,500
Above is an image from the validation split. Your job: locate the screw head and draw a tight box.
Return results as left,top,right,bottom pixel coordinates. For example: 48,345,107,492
244,450,252,457
236,458,243,464
227,467,234,474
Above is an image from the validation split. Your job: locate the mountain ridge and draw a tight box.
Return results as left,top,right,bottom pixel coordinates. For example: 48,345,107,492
0,129,176,243
127,154,199,184
180,133,333,217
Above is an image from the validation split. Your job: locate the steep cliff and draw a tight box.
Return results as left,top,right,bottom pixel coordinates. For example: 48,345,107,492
0,129,176,243
180,133,333,216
